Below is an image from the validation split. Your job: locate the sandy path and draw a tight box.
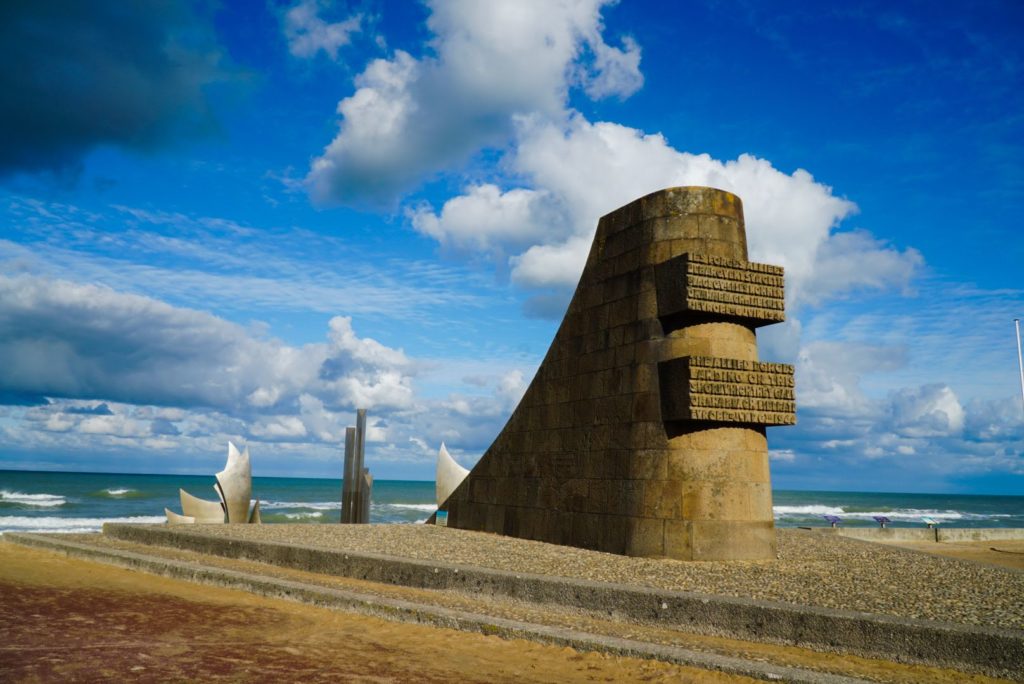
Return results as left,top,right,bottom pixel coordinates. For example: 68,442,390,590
0,542,750,683
881,540,1024,572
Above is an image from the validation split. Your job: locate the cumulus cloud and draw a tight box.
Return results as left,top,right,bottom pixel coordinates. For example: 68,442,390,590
888,384,965,438
409,185,565,255
417,116,922,316
406,115,923,343
283,0,361,60
0,274,413,415
579,35,643,99
0,273,537,473
0,0,229,176
306,0,642,205
770,335,1020,481
796,341,907,414
803,230,923,305
784,384,1020,479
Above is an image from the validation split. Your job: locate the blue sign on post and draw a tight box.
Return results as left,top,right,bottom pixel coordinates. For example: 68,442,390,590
436,510,448,527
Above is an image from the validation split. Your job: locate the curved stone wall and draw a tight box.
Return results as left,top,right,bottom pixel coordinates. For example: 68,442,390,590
438,186,795,560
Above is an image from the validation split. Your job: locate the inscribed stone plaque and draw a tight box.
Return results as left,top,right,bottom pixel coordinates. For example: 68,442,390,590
660,356,796,425
656,253,785,325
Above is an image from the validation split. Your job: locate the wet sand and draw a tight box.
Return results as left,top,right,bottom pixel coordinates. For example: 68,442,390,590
0,542,750,683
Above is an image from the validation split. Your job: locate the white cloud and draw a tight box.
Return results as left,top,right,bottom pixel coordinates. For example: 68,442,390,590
580,35,643,99
1,197,490,324
769,449,796,462
78,414,151,438
0,274,414,415
796,341,906,414
250,415,308,440
511,234,593,289
888,384,965,438
411,114,922,359
771,336,1019,479
306,0,642,205
0,273,539,474
512,117,920,305
409,184,563,253
803,230,923,305
283,0,361,60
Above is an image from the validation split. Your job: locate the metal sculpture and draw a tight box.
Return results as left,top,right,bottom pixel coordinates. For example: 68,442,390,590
165,441,261,525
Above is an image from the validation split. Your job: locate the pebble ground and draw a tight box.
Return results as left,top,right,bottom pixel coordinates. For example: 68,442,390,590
144,524,1024,631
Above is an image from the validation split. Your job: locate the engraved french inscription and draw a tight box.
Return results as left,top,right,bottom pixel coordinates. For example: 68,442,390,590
659,356,797,425
655,253,786,325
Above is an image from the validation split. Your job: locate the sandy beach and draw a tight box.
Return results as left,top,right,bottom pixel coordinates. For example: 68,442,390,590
0,542,750,683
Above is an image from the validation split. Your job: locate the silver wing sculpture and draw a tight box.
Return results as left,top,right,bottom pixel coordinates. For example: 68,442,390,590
435,442,469,508
165,441,261,525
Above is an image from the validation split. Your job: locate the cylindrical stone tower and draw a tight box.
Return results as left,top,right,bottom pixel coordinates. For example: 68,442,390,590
437,187,795,560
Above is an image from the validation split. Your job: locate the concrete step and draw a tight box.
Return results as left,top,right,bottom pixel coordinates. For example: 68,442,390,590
5,531,881,684
92,522,1024,681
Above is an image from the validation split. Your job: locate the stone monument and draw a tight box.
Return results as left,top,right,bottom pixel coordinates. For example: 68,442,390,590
434,187,795,560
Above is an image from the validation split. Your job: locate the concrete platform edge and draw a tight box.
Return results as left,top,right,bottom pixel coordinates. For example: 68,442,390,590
93,523,1023,678
4,532,868,684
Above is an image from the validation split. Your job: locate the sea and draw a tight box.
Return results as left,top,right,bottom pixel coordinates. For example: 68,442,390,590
1,469,1022,535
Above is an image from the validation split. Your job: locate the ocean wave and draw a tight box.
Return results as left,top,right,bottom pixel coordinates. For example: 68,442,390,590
94,487,143,499
773,504,845,517
773,505,1006,523
259,500,339,511
283,511,324,519
376,503,437,512
0,490,67,507
260,511,329,523
0,515,166,534
259,501,437,513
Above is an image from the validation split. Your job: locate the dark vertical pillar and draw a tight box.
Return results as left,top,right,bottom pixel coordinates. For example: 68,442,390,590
341,426,356,523
354,409,367,523
342,409,372,524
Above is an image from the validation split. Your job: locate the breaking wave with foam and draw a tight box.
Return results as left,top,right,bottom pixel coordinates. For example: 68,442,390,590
0,490,66,507
1,471,1019,531
772,504,1005,523
0,515,167,534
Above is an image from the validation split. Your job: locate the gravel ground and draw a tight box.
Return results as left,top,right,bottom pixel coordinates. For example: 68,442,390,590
139,524,1024,631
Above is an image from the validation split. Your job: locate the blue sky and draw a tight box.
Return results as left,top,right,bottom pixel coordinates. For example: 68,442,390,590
1,0,1022,493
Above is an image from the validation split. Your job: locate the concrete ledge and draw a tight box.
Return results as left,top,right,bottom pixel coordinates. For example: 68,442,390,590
4,532,867,684
937,528,1024,542
100,523,1023,679
806,527,938,542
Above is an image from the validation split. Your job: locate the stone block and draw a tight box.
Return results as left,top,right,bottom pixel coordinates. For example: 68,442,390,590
681,481,772,521
663,519,694,559
643,479,683,518
688,519,776,561
621,448,665,480
625,517,666,557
